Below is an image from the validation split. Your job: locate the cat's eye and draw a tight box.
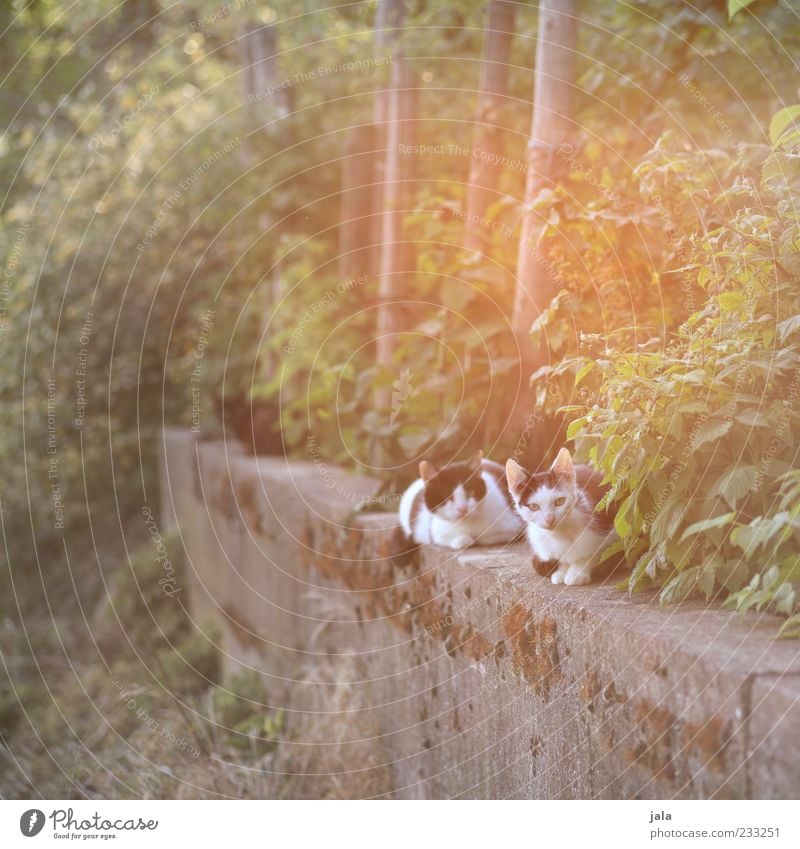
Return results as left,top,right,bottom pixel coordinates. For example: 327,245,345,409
526,503,540,511
554,497,566,506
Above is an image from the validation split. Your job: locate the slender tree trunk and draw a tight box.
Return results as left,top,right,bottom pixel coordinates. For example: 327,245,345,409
240,22,288,131
373,0,411,436
339,124,378,283
237,20,288,454
464,0,516,253
375,57,416,395
510,0,577,465
372,0,405,280
512,0,577,339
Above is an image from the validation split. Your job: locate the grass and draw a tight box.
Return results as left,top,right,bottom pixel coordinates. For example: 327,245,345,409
0,531,394,799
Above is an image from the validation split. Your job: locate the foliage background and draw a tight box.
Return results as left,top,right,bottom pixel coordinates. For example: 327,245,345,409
1,0,800,797
2,1,799,584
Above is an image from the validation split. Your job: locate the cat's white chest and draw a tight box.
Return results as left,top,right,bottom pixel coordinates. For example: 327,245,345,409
526,520,609,564
526,523,570,560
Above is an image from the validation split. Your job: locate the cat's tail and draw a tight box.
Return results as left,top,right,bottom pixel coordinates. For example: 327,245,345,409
398,479,422,538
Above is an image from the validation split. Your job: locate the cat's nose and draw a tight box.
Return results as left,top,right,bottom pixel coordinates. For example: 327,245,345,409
457,505,468,517
545,516,556,528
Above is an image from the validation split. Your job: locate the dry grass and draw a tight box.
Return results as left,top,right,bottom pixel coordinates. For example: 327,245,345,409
0,538,394,799
271,652,393,799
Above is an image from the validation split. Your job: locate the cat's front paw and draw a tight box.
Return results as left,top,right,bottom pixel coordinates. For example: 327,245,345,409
448,534,475,550
550,566,568,585
564,564,592,586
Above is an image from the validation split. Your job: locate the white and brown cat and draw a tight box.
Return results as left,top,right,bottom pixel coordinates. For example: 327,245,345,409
400,451,523,549
506,448,617,586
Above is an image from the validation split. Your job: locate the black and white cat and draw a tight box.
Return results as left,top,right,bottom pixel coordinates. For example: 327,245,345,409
506,448,617,586
399,451,523,549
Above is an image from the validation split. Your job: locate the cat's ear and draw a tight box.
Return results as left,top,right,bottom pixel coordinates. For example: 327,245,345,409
552,447,576,484
505,458,527,494
467,449,483,471
419,461,437,483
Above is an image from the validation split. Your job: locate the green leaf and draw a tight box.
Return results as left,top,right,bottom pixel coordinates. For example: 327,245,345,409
710,465,757,508
718,291,743,310
633,545,668,581
679,400,711,414
718,558,751,593
777,314,800,343
779,554,800,583
769,105,800,148
773,583,796,615
697,559,719,599
566,416,588,440
660,567,702,605
727,0,758,21
650,494,687,542
731,512,793,556
734,408,769,427
575,359,595,386
692,417,732,449
614,497,633,538
680,512,736,542
778,613,800,639
598,538,624,563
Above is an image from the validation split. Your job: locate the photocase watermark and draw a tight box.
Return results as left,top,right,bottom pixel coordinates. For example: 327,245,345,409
46,375,65,531
190,308,215,433
113,679,199,758
141,506,181,596
88,84,159,153
752,365,800,493
74,310,93,428
448,207,568,292
649,192,697,314
511,411,547,461
248,55,392,104
21,807,159,837
556,143,632,213
282,274,368,353
305,432,400,506
189,0,255,30
421,593,487,638
399,142,528,175
0,221,29,347
19,809,45,837
137,136,242,253
390,368,414,426
678,74,742,149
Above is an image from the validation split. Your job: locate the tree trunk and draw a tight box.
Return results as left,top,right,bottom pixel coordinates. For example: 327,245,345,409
512,0,577,339
510,0,577,466
339,124,378,283
239,22,288,131
464,0,516,253
375,57,416,397
371,0,405,282
373,0,411,437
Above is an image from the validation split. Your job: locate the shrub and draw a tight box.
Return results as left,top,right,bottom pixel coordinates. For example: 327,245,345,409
555,107,800,630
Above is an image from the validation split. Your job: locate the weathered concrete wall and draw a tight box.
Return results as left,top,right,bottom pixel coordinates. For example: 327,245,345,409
160,428,800,799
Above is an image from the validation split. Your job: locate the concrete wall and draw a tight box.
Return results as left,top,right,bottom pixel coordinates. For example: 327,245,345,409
160,428,800,799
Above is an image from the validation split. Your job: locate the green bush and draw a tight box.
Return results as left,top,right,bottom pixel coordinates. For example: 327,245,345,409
557,107,800,630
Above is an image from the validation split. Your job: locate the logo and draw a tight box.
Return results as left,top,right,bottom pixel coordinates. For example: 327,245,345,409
20,810,45,837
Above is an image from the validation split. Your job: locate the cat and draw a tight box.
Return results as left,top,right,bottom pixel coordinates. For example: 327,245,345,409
505,448,617,586
399,450,523,549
